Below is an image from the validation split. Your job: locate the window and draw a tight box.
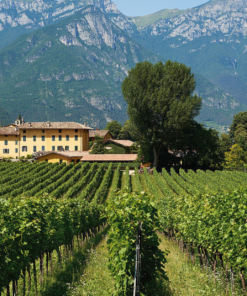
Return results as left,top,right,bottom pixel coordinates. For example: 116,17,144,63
23,130,26,134
52,146,55,151
4,140,8,145
59,135,62,141
5,135,7,137
75,129,78,133
65,146,69,151
42,146,45,151
52,135,55,141
23,136,26,141
59,129,62,133
42,136,45,141
15,141,18,145
66,135,69,141
33,146,36,152
45,159,48,162
75,146,78,151
22,146,27,152
42,130,45,133
15,148,18,153
57,146,63,151
3,149,9,154
33,136,36,142
59,159,63,164
75,135,78,141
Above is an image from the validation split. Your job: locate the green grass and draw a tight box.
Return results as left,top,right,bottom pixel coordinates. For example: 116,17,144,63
159,234,244,296
67,236,115,296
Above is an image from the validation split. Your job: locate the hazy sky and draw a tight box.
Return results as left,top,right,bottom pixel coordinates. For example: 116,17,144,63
113,0,210,16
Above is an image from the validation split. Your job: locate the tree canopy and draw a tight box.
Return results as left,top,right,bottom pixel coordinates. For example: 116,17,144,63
90,135,107,154
105,121,122,139
122,60,202,167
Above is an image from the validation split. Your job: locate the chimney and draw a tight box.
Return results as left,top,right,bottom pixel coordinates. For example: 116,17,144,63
47,121,51,127
96,128,99,131
28,122,31,127
84,122,87,126
22,118,24,124
15,127,18,131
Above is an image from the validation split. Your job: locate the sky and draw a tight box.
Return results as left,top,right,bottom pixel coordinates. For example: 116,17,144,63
113,0,210,16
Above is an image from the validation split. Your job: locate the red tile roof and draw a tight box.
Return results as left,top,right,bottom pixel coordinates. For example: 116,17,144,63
107,139,134,148
36,151,89,159
0,126,19,135
82,154,138,162
89,130,112,138
18,122,92,130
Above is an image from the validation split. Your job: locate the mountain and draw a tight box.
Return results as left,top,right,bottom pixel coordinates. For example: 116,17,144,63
130,9,183,28
0,5,160,128
0,0,138,49
132,0,247,128
0,0,246,130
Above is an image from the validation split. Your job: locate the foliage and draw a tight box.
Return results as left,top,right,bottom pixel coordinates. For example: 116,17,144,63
230,111,247,139
90,135,107,154
105,121,122,139
106,190,167,296
118,120,137,141
224,144,247,169
105,142,126,154
159,189,247,271
219,133,232,153
0,195,102,291
122,60,202,168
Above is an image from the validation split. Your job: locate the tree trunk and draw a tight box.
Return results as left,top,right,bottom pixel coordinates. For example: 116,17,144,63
153,146,160,168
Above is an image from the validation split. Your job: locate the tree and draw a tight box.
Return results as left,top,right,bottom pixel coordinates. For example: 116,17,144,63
90,135,107,154
122,60,202,168
225,144,247,169
118,120,136,141
230,111,247,139
105,121,122,139
219,133,232,153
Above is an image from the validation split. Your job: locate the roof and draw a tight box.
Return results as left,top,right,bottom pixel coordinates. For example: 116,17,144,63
0,126,19,135
81,154,138,162
36,151,89,159
107,139,134,148
89,130,112,138
18,122,92,130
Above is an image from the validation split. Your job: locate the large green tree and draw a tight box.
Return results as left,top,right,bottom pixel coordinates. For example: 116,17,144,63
105,121,122,139
122,60,202,168
230,111,247,139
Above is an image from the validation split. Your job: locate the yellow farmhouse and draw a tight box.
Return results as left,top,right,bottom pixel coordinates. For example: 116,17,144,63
0,119,92,158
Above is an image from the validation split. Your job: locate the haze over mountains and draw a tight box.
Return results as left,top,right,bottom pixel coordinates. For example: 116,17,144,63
0,0,246,129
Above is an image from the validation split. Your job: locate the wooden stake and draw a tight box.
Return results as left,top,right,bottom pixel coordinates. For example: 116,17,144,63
239,270,246,294
226,264,229,296
198,246,203,269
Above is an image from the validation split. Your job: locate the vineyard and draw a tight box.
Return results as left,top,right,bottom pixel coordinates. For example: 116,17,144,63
1,161,247,295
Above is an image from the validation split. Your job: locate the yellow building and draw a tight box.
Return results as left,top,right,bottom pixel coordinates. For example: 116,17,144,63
36,151,89,165
0,120,92,158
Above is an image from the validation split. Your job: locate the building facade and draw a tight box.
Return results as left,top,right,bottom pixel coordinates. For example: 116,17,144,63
0,120,92,158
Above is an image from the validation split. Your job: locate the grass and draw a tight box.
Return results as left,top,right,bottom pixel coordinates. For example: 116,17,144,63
67,236,115,296
159,234,244,296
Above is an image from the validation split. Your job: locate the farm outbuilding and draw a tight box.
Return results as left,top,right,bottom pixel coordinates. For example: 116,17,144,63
36,151,89,165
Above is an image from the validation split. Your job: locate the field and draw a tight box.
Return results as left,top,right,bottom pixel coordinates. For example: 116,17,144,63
1,161,247,295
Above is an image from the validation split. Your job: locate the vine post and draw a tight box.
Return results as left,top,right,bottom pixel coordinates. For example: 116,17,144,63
133,222,142,296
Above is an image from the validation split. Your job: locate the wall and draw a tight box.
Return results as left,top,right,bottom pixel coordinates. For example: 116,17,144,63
0,135,20,158
0,127,90,158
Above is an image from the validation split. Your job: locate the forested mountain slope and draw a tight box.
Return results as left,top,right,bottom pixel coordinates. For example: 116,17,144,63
0,5,159,127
